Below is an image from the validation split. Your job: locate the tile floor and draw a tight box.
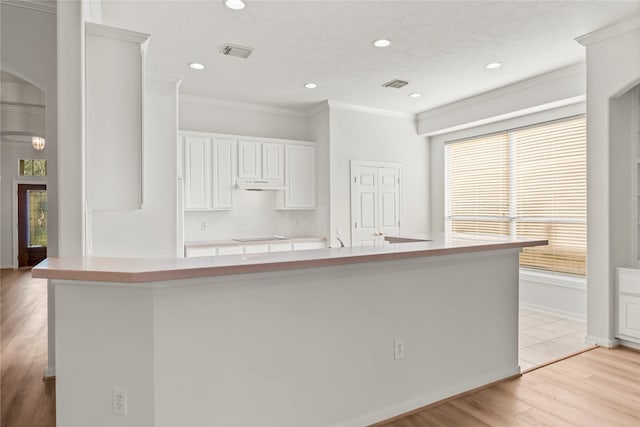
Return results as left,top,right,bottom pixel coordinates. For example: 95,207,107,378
518,307,590,371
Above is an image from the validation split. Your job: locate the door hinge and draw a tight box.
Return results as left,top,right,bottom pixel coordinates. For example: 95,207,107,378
354,177,357,183
397,178,400,184
355,222,358,229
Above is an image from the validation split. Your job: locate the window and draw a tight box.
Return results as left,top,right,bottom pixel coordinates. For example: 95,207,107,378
445,116,586,276
19,159,47,176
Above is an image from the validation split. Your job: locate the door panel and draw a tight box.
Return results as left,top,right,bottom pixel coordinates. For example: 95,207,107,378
351,163,401,247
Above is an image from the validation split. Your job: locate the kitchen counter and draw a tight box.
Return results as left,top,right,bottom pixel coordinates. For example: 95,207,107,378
38,232,547,427
33,233,545,283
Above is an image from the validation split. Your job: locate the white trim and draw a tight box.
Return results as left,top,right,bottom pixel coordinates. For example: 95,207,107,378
304,100,329,117
44,366,55,379
85,22,150,44
423,96,585,137
180,94,308,117
339,365,520,427
519,268,586,291
146,73,184,86
618,339,640,350
0,102,45,114
519,302,585,322
576,16,640,46
1,0,56,14
328,100,416,119
179,130,314,146
418,63,585,121
585,335,619,348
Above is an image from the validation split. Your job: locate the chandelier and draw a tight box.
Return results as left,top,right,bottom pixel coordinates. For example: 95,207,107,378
32,136,45,150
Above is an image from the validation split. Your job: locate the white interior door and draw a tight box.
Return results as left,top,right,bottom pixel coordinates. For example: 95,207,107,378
351,162,401,247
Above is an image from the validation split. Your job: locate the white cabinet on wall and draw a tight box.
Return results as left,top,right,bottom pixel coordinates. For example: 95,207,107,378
279,144,316,209
182,133,236,210
238,141,284,185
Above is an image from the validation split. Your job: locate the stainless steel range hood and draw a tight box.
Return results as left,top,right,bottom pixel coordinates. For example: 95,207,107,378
236,178,285,191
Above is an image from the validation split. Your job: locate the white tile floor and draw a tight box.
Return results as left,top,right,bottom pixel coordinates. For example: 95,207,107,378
519,307,590,371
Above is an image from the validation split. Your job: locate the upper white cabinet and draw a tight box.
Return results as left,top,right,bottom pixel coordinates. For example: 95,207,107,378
238,141,285,185
279,144,316,209
85,23,149,211
184,136,211,209
238,141,262,179
182,133,236,210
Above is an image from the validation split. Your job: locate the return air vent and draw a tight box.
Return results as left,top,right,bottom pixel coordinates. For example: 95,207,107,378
222,44,253,59
382,79,409,89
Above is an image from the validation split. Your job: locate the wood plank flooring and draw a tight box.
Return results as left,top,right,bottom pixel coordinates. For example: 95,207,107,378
1,268,55,427
2,268,639,427
378,346,640,427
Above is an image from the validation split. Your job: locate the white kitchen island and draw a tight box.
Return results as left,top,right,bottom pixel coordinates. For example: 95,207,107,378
33,233,546,427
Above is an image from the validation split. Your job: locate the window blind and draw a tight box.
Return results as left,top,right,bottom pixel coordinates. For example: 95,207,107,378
445,116,586,276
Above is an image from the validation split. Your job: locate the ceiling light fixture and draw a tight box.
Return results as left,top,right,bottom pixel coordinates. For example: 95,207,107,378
485,62,502,70
224,0,245,10
373,39,391,48
304,83,317,89
189,62,205,70
32,136,45,150
409,93,422,98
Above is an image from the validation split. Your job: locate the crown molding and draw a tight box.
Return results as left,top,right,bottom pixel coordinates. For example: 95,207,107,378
327,100,416,120
180,94,308,117
576,16,640,46
1,0,55,14
85,22,150,44
146,73,184,87
417,62,585,121
304,101,330,117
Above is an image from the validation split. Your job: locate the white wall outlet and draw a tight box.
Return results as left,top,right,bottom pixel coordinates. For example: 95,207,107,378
112,387,128,416
200,221,207,231
394,338,405,360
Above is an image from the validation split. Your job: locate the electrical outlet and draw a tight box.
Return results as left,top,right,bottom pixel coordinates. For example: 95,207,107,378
113,388,128,416
394,339,405,360
200,222,207,231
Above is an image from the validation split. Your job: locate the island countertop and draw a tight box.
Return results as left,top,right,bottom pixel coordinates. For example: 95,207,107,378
32,233,547,283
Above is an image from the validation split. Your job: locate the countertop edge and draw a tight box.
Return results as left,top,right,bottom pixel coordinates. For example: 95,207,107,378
32,238,548,284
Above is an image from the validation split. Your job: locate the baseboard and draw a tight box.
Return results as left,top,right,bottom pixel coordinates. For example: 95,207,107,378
339,366,521,427
585,335,619,348
519,302,585,321
43,366,55,379
617,339,640,351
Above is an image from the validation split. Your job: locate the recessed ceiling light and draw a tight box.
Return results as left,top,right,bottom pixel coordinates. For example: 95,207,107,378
485,62,502,70
189,62,205,70
373,39,391,48
224,0,246,10
409,93,422,98
304,83,317,89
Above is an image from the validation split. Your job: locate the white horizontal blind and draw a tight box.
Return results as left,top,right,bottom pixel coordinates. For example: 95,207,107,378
445,116,586,276
513,117,586,275
447,133,510,235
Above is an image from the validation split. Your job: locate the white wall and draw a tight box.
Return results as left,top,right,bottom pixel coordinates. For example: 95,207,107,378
179,96,328,242
328,106,429,247
88,76,181,258
1,3,57,265
577,18,640,346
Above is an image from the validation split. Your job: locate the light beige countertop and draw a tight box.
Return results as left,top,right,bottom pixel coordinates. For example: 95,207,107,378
184,236,325,248
32,233,547,283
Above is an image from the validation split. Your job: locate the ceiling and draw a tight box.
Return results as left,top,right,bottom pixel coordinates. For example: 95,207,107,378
101,0,640,114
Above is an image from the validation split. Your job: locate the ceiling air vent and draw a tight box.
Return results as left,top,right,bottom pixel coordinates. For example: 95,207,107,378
222,44,253,59
382,79,409,89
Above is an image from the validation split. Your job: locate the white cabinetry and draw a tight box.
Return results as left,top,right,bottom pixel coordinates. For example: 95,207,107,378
279,144,316,209
617,268,640,343
238,141,284,185
184,240,325,257
182,133,236,210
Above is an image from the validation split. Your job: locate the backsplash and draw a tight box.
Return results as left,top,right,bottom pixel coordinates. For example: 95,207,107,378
184,190,318,242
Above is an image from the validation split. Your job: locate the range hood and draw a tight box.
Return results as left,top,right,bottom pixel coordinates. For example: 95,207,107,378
236,177,285,191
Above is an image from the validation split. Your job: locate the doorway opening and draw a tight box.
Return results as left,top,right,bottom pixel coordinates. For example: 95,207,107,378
17,184,47,267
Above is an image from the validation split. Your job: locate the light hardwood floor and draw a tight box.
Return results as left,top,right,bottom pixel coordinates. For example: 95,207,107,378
1,268,55,427
2,268,638,427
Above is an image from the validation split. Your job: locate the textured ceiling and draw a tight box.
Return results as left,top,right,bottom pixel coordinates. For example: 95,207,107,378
101,0,640,114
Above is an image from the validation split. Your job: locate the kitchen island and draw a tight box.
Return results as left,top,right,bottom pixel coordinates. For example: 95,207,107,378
34,233,546,427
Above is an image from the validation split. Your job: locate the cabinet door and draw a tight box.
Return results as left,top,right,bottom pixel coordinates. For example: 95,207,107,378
262,143,284,183
212,139,236,209
281,145,316,209
618,294,640,339
184,136,212,210
238,141,262,179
